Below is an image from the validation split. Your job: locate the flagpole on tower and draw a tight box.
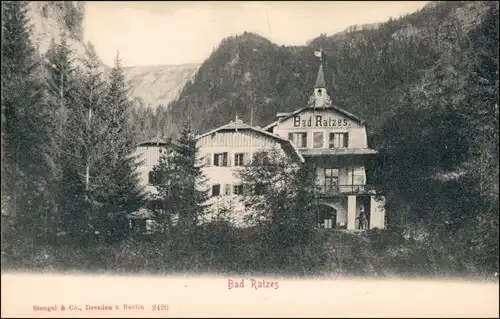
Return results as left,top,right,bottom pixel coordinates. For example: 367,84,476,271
314,48,323,63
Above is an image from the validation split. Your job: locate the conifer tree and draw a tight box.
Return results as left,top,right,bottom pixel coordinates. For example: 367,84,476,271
97,52,146,241
171,125,211,233
1,1,55,244
43,33,80,238
44,34,79,139
150,142,177,235
151,125,210,243
59,43,108,240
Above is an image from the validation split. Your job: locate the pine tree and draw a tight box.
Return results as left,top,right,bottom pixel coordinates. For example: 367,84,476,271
151,125,210,244
171,125,211,232
44,33,79,141
150,143,177,235
1,1,55,244
97,52,146,241
43,33,80,239
59,43,108,241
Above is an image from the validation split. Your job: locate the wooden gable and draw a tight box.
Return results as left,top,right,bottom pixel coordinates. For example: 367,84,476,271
278,108,363,130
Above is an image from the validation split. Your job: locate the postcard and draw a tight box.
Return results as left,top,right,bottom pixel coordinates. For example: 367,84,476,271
2,1,499,317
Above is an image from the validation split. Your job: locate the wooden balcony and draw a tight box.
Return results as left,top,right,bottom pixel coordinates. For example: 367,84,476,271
315,184,376,197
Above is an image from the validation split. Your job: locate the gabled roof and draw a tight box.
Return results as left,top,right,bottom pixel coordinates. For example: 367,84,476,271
196,120,305,163
263,120,279,131
197,120,254,136
263,105,366,130
137,136,168,147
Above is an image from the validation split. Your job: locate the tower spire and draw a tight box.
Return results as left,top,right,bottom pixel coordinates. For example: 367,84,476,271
311,48,330,107
314,63,326,89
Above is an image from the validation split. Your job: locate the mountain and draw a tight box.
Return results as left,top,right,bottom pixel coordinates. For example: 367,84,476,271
165,1,493,136
123,64,200,108
27,1,84,55
26,1,108,70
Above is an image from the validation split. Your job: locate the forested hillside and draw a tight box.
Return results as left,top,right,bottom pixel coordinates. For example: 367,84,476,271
162,0,499,272
166,1,491,135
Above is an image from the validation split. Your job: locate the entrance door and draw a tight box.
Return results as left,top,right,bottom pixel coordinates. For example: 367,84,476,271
317,205,337,229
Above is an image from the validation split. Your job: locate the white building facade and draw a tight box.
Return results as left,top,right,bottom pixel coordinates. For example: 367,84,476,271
196,120,304,226
129,137,168,232
263,63,386,230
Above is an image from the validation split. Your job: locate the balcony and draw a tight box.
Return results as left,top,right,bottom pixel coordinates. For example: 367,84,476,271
316,184,376,197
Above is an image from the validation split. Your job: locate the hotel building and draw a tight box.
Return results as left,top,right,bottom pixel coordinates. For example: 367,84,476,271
134,60,386,231
261,62,386,230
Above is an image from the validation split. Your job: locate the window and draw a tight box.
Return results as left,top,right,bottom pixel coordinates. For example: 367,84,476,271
313,132,324,148
212,184,221,197
214,152,228,167
324,168,339,193
291,132,307,148
148,171,158,184
329,133,349,148
205,153,212,166
224,184,232,195
233,185,244,195
234,153,245,166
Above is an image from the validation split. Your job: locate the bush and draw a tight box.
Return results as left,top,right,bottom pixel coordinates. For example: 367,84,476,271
2,222,497,279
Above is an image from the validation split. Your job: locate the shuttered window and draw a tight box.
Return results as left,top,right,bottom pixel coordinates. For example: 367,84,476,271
291,132,307,148
234,153,245,166
329,133,349,148
214,152,228,166
343,133,349,148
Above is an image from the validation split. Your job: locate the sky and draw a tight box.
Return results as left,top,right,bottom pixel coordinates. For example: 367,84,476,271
83,1,429,67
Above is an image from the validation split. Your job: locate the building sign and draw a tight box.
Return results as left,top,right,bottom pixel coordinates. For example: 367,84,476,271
294,115,349,128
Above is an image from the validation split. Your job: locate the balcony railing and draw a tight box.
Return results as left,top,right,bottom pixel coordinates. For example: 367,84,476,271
316,184,375,197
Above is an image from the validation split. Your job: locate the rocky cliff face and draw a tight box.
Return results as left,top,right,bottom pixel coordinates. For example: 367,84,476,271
26,1,95,66
123,64,200,108
26,1,198,108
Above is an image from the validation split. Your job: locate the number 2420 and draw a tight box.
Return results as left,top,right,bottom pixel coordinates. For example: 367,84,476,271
152,304,169,311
